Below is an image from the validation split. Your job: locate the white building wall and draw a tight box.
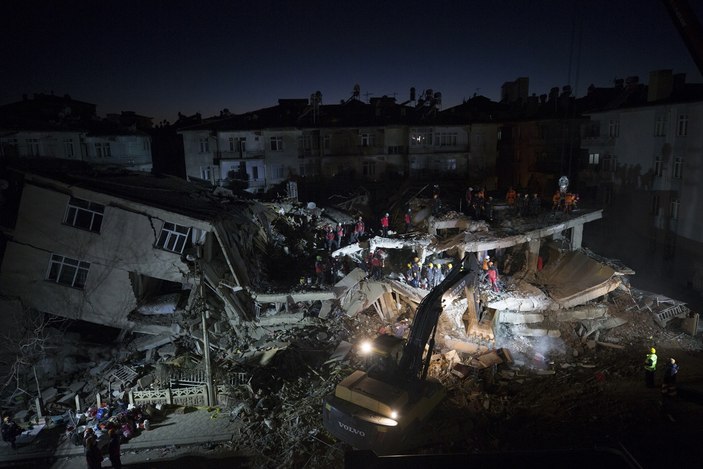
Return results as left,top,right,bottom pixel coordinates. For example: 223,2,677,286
0,182,212,326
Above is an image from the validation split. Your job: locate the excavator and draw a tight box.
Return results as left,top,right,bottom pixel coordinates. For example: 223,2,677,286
322,255,480,454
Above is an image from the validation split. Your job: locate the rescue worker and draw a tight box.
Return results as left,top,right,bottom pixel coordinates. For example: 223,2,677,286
432,193,442,216
371,253,382,280
564,192,575,214
552,190,562,212
432,263,442,287
425,263,435,288
325,225,335,252
314,256,325,286
662,357,679,397
335,223,344,249
380,212,390,237
487,262,500,292
481,255,490,283
412,256,422,278
404,209,412,233
350,217,364,243
405,263,417,288
506,186,517,208
644,347,658,388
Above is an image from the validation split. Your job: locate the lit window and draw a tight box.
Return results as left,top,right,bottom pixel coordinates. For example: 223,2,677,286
444,159,457,171
677,114,688,136
156,222,190,253
673,158,683,179
410,128,433,146
47,254,90,289
270,137,283,151
64,197,104,233
589,153,600,165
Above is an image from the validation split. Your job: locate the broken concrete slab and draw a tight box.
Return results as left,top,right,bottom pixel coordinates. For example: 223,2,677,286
131,334,175,352
556,304,609,321
509,325,561,337
332,268,367,299
443,337,490,355
498,311,545,324
325,341,353,364
252,291,335,304
318,300,333,319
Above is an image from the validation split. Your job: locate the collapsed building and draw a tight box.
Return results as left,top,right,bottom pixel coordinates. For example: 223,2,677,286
0,160,700,467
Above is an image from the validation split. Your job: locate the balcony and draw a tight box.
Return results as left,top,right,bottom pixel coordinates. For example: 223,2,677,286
214,150,264,161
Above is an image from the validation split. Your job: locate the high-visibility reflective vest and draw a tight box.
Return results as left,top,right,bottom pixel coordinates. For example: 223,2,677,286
645,353,657,371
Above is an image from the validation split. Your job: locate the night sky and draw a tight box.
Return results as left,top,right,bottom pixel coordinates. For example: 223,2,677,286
4,0,703,123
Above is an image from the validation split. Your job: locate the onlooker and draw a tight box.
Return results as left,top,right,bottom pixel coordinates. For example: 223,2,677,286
1,415,22,449
85,435,102,469
662,357,679,397
108,428,122,469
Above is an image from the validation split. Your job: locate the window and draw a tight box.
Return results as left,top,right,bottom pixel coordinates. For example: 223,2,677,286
435,132,458,147
410,129,433,146
299,135,313,156
651,194,660,216
270,136,283,151
654,115,666,137
589,153,600,165
585,122,600,138
387,145,404,154
608,120,619,137
677,114,688,136
274,165,286,179
670,199,679,220
200,166,212,181
64,197,104,233
47,254,90,289
673,158,683,179
199,137,209,153
360,133,376,147
602,154,617,172
229,137,245,152
228,137,235,151
362,160,376,177
654,156,663,177
26,138,40,156
251,166,259,180
156,222,190,253
443,159,457,171
95,142,111,158
64,139,74,157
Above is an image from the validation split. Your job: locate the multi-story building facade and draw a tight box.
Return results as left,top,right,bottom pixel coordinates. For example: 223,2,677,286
580,70,703,295
0,94,153,171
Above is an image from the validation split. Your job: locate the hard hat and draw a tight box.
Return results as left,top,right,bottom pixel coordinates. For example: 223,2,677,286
427,263,433,268
650,347,656,354
486,255,490,259
385,212,389,216
448,263,453,269
407,263,412,268
407,208,411,212
414,257,419,262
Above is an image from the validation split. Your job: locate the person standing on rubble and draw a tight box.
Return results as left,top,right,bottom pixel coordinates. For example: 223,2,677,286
432,263,443,287
315,256,325,286
487,262,500,292
644,347,658,388
334,223,345,250
325,224,335,252
662,357,679,397
380,212,390,237
425,263,435,288
350,217,365,243
404,208,412,233
370,252,383,280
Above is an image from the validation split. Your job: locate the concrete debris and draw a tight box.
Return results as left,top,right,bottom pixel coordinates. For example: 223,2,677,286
498,311,545,324
556,304,609,321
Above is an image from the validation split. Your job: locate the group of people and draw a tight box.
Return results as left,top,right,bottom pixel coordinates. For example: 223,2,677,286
552,190,579,214
506,187,542,217
404,257,452,289
465,187,494,221
644,347,680,396
83,426,121,469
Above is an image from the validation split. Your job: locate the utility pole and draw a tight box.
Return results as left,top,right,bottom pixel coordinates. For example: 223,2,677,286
198,262,216,406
